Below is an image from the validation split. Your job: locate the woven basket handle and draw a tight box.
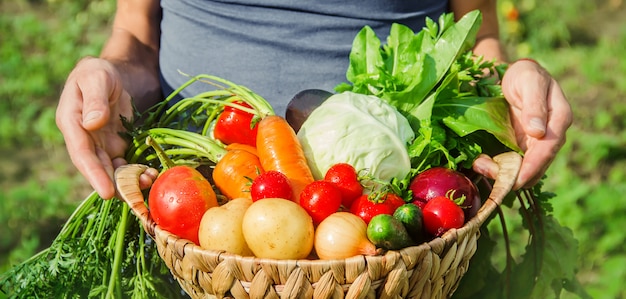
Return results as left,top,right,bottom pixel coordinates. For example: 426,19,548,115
471,151,523,226
489,152,522,204
114,164,156,235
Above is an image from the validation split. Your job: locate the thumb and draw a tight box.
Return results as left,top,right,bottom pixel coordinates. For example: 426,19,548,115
82,106,109,131
472,154,499,181
502,60,550,138
79,72,119,131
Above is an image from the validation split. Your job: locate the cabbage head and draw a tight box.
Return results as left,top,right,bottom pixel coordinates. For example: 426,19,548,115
297,91,414,182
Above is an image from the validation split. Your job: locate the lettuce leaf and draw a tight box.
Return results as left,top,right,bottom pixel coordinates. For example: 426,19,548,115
338,10,482,122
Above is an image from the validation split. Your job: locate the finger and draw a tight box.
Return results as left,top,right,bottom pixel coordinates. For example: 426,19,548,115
515,157,550,190
138,168,159,190
515,79,572,189
112,157,128,168
515,132,564,190
503,61,551,138
521,71,550,138
78,68,116,131
71,146,117,199
97,146,116,194
56,74,116,199
112,157,158,190
472,154,499,180
546,78,573,135
521,172,543,190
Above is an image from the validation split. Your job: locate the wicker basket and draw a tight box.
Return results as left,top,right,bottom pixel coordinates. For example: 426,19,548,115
114,152,521,299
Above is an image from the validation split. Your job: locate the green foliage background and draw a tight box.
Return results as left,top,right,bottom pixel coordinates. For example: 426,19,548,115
1,0,625,298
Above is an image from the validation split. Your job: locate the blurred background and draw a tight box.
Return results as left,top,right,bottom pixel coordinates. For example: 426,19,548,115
1,0,625,298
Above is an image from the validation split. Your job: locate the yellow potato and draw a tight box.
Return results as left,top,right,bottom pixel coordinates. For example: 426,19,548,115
242,198,314,259
198,197,253,256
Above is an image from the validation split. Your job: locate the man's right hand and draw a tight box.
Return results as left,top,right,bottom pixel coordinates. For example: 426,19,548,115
56,57,134,199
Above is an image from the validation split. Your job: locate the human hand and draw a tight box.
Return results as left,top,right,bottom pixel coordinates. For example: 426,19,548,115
473,59,573,189
56,57,153,199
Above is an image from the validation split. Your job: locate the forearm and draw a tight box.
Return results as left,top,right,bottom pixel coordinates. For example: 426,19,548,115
100,30,160,112
473,35,507,63
99,0,161,112
449,0,507,63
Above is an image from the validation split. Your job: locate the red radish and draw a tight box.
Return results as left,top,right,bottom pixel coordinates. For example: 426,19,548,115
409,167,481,219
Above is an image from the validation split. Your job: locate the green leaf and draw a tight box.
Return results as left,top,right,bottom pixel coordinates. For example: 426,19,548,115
339,10,483,110
344,25,385,95
383,23,422,80
526,216,581,298
453,182,589,299
409,10,481,103
396,10,481,107
435,96,521,152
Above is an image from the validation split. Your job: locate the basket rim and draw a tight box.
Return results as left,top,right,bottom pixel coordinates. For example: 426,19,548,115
113,151,522,264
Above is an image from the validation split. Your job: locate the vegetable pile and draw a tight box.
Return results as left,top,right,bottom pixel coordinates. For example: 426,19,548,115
0,10,585,299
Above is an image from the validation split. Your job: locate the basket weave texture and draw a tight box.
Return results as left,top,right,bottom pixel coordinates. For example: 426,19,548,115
115,152,521,299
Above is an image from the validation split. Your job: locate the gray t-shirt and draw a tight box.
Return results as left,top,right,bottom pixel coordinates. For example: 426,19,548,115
159,0,448,116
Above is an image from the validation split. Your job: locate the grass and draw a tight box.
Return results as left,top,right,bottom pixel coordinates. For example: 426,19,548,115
0,0,114,274
1,0,626,298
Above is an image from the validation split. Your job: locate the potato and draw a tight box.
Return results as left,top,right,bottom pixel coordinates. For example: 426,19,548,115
198,197,253,256
242,198,314,259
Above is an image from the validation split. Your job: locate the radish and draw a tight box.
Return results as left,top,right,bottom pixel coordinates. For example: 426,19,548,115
409,167,481,219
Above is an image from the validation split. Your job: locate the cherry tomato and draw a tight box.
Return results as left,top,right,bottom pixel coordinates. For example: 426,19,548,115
349,193,405,224
250,170,293,201
422,195,465,237
148,165,218,244
324,163,363,208
214,101,258,147
299,180,343,225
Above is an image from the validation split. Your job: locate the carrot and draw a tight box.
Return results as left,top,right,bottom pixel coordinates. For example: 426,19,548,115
256,115,315,200
213,144,264,200
225,143,258,156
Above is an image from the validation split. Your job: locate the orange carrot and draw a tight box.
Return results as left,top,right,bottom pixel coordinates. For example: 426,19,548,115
225,143,258,156
213,144,264,200
256,115,315,200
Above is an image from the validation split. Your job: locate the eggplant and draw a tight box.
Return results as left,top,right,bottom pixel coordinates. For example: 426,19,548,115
285,89,333,133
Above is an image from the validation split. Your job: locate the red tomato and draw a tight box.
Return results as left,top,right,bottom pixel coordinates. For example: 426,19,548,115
299,181,343,225
148,165,218,244
422,196,465,237
324,163,363,208
214,101,258,147
250,170,293,201
349,193,405,224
